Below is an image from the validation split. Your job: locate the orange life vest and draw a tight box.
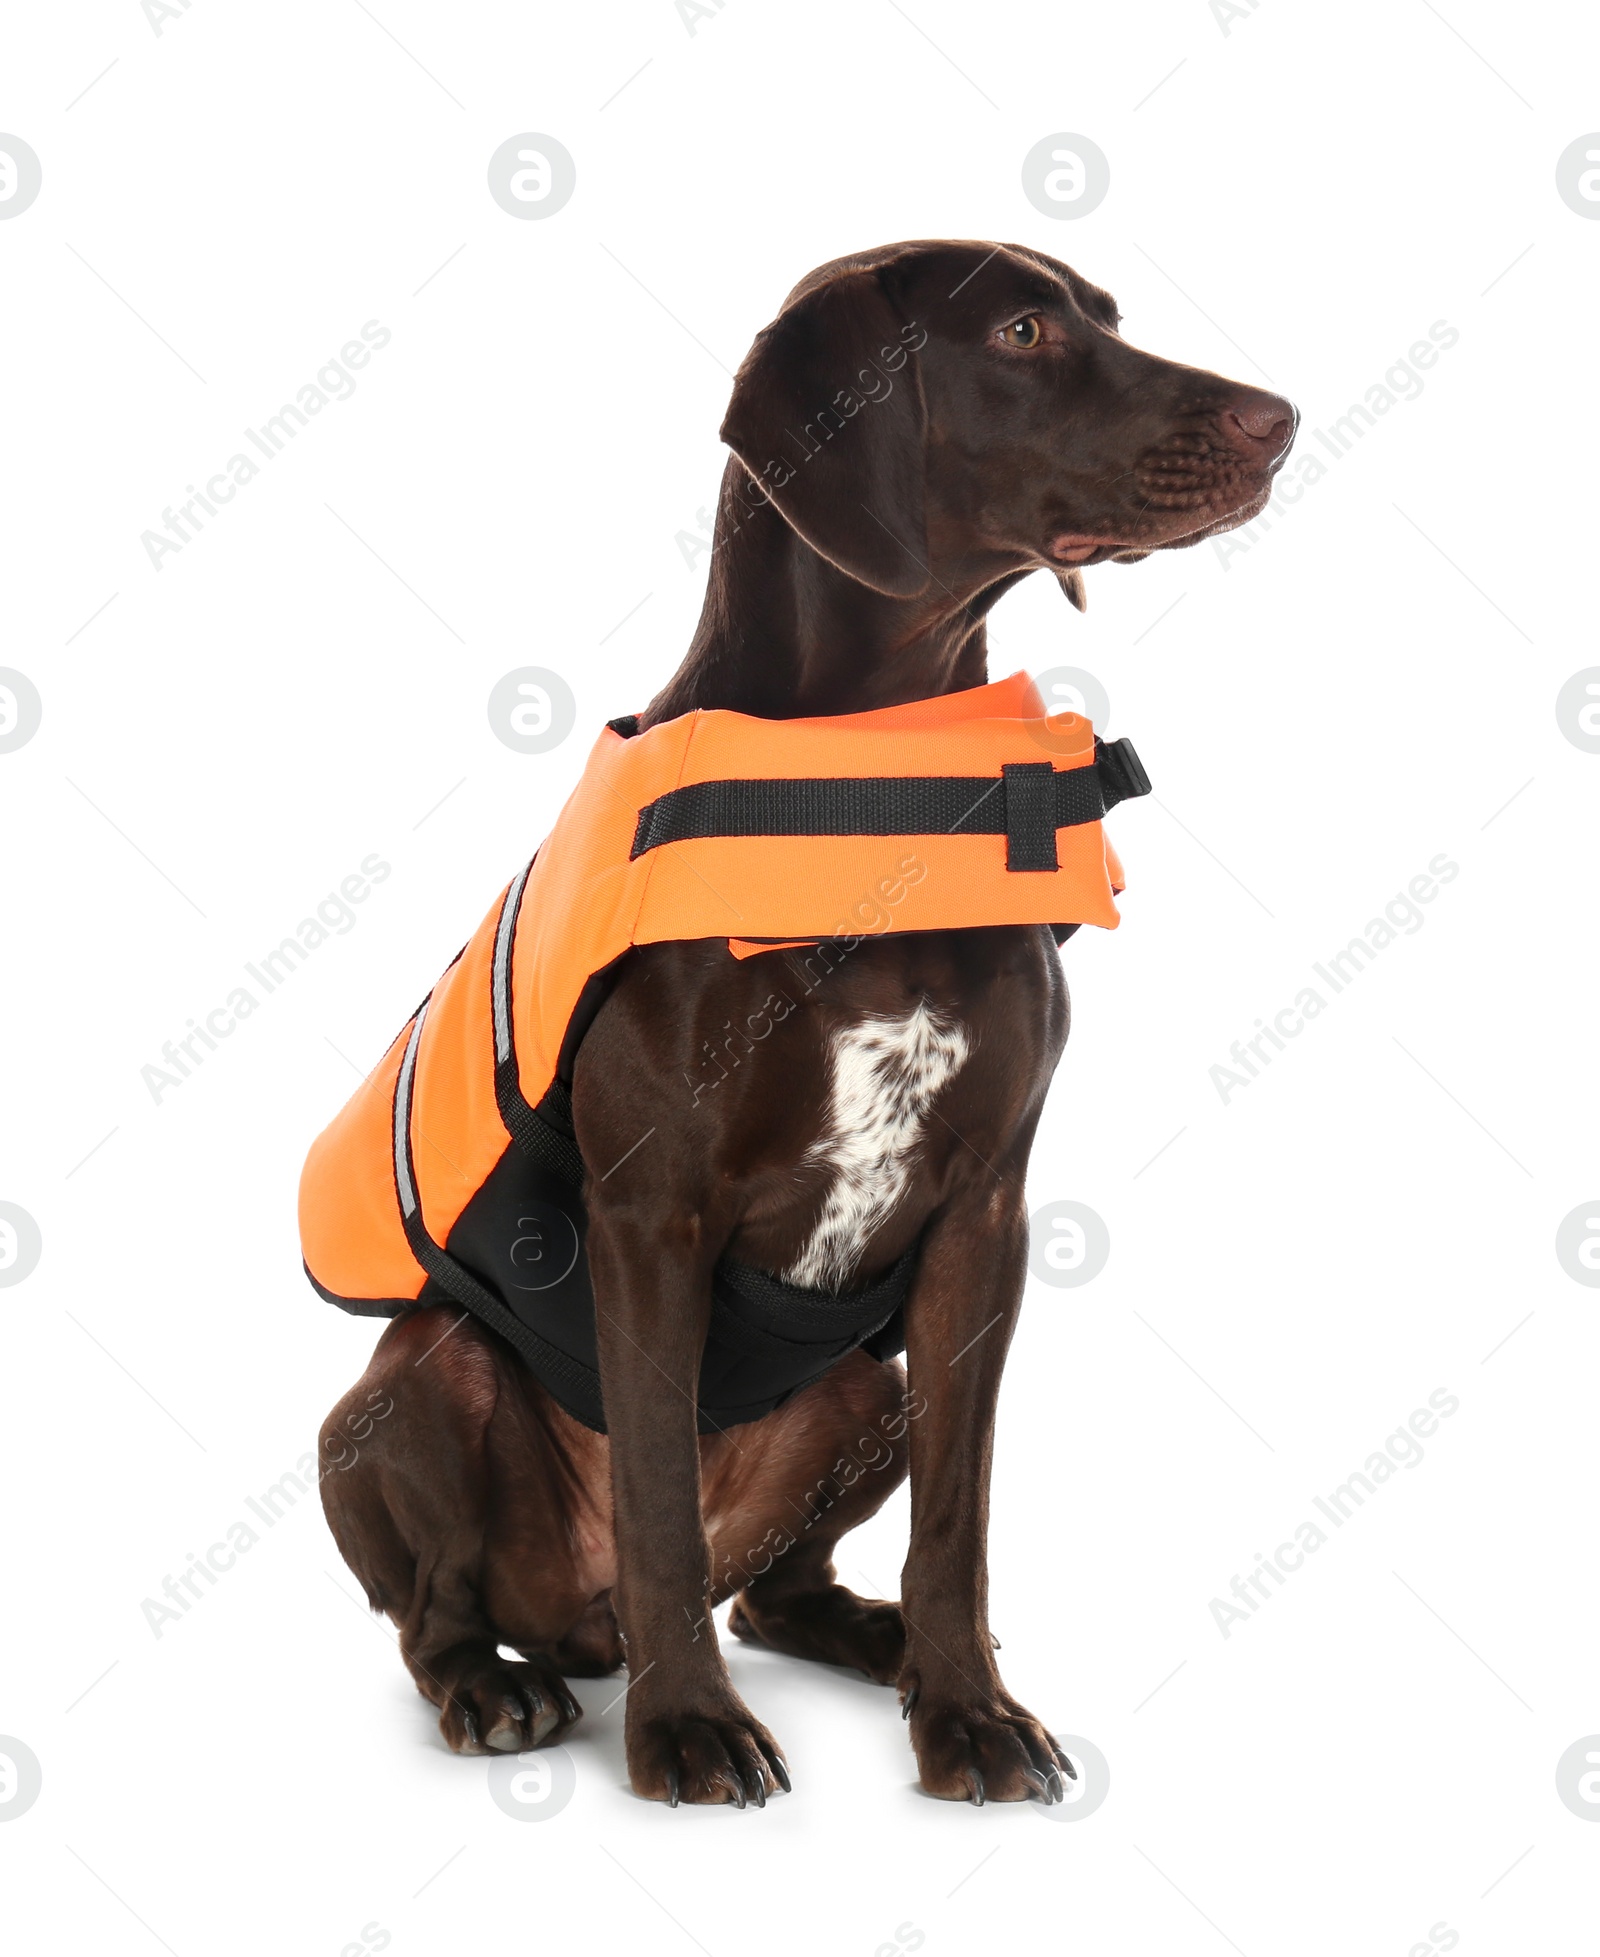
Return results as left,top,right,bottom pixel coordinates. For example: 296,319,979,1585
299,670,1148,1430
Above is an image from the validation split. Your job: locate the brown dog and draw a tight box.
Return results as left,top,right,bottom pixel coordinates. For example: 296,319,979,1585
318,239,1294,1806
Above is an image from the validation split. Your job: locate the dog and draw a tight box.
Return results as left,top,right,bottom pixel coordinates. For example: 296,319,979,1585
316,238,1295,1806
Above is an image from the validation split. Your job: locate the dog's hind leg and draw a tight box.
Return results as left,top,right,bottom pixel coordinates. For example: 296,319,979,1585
710,1350,912,1685
320,1307,605,1754
544,1590,625,1677
727,1539,907,1684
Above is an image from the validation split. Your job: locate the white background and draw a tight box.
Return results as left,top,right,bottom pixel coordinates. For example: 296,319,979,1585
3,1,1597,1951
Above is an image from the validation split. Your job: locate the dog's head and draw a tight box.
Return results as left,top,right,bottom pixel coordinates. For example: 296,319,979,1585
720,239,1297,602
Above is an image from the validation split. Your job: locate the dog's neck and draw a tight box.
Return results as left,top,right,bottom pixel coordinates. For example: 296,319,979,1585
642,463,1029,727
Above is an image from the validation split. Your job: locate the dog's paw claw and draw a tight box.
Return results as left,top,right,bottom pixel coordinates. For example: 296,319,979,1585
437,1656,579,1755
908,1689,1069,1804
484,1695,531,1751
629,1704,788,1807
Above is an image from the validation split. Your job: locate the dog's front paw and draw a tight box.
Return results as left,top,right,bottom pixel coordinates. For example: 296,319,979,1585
437,1655,582,1755
628,1696,790,1807
902,1678,1075,1804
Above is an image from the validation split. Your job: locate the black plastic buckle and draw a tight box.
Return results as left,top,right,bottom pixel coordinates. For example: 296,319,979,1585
1095,736,1152,811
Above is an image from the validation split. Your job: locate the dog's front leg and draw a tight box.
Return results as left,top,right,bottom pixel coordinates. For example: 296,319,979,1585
587,1211,788,1807
899,1183,1076,1804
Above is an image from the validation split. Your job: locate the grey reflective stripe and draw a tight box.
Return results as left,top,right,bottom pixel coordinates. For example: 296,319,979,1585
393,1002,429,1221
492,859,534,1067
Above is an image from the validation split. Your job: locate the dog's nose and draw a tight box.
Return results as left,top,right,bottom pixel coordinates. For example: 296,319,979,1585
1217,390,1295,463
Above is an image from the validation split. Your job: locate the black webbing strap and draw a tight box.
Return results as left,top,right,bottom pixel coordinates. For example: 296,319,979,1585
496,1076,584,1185
390,1000,598,1412
711,1244,917,1350
489,855,587,1186
629,735,1151,872
1002,763,1057,871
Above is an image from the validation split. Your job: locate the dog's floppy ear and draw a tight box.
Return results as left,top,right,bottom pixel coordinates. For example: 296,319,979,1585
720,271,930,598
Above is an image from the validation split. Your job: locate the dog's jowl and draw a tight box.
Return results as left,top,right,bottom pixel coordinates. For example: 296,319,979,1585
308,239,1294,1805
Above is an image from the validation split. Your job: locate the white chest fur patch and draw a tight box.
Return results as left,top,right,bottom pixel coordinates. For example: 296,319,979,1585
781,1000,971,1293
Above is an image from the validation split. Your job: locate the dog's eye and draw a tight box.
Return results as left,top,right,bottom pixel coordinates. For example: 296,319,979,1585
1000,316,1044,349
